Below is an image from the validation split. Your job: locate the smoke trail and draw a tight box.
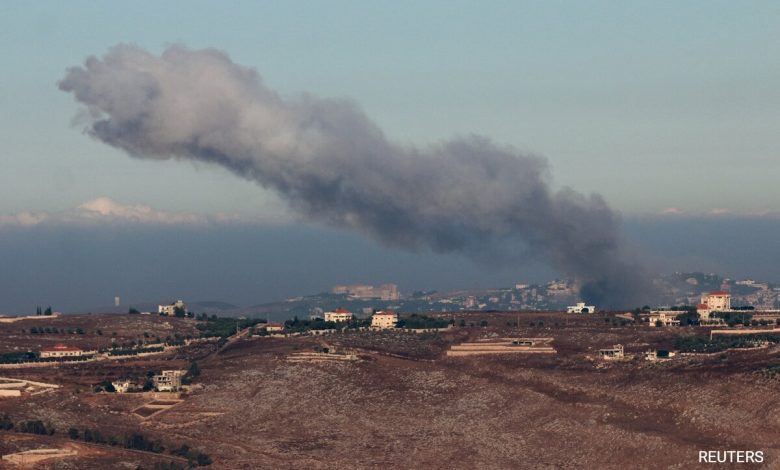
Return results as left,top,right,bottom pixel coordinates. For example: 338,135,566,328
59,44,648,308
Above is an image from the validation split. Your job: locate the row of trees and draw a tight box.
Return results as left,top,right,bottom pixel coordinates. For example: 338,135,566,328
675,333,780,353
28,326,85,334
397,314,450,329
68,427,211,466
196,316,266,338
35,306,54,316
0,415,55,435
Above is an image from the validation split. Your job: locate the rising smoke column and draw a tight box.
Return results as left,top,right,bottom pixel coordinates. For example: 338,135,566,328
59,44,648,308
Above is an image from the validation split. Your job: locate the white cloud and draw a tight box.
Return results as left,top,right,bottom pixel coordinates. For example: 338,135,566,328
0,197,288,228
659,207,684,215
75,197,206,224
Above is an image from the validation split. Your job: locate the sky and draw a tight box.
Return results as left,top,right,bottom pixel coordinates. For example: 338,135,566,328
1,2,779,312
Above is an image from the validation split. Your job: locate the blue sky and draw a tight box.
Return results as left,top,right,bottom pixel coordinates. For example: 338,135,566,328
2,1,779,216
1,2,780,312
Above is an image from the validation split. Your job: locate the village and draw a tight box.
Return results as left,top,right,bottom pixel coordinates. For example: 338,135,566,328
3,290,780,468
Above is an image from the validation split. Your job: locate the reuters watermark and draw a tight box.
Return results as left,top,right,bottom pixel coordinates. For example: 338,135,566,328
699,450,764,464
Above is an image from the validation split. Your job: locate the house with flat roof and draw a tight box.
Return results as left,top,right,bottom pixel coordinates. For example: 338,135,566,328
371,311,398,329
598,344,624,360
263,323,284,332
158,299,186,316
567,302,596,314
40,344,83,359
325,308,353,323
153,370,185,392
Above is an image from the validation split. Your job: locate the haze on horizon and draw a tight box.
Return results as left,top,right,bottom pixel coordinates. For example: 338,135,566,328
1,1,779,313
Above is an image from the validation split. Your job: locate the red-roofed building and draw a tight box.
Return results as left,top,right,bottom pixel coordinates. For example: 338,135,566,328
40,343,83,358
325,308,353,323
371,311,398,329
698,291,731,320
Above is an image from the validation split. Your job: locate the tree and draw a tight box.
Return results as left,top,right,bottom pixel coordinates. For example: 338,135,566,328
102,381,116,393
173,306,186,318
128,307,140,314
655,320,663,327
36,306,42,316
68,427,80,439
44,306,53,316
0,413,13,430
188,361,201,378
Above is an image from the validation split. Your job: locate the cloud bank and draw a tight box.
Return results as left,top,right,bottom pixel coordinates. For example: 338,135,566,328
60,44,648,307
0,197,243,228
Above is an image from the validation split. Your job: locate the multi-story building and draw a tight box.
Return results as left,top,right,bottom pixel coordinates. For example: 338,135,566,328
701,291,731,311
40,344,83,358
647,312,681,327
332,284,400,300
158,299,186,316
153,370,185,392
324,307,353,323
371,311,398,329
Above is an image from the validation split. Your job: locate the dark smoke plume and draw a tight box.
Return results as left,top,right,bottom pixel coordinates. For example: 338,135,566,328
59,44,648,308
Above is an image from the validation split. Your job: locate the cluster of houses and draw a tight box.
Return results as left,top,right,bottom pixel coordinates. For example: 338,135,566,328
253,308,399,335
112,370,185,393
324,307,398,329
645,291,736,326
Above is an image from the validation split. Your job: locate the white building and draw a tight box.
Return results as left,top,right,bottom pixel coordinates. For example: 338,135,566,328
263,322,284,332
648,312,681,327
112,380,139,393
153,370,185,392
158,299,186,316
371,311,398,329
332,284,400,300
40,344,83,358
567,302,596,314
324,308,353,323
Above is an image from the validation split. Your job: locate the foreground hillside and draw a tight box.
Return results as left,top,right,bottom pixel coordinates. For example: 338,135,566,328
1,312,780,469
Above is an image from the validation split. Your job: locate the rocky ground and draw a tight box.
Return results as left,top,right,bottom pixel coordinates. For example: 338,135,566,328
2,312,780,469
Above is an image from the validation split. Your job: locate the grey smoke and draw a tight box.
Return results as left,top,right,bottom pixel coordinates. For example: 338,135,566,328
59,44,648,308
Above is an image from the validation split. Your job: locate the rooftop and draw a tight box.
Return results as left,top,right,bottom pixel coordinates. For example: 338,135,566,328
42,343,82,352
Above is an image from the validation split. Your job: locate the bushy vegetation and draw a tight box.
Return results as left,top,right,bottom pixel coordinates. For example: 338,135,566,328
0,351,91,364
711,311,753,327
0,413,13,430
283,317,338,332
173,443,213,467
108,346,165,356
18,420,54,435
0,351,38,364
675,333,780,353
28,326,85,334
675,309,700,326
68,426,212,466
197,316,266,338
396,314,451,329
